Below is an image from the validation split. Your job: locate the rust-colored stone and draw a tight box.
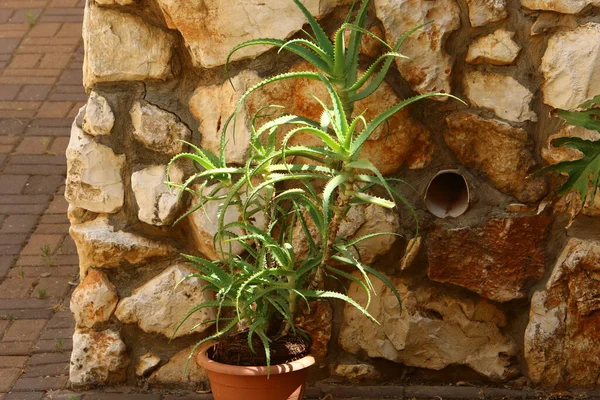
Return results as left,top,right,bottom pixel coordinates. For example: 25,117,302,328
445,112,547,203
525,238,600,388
427,214,552,302
295,301,332,363
245,62,434,174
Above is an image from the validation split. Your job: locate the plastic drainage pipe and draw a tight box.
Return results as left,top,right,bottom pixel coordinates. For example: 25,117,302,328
424,170,469,218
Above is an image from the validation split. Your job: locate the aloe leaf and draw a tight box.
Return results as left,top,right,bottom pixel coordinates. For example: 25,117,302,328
346,52,408,93
299,289,378,324
350,23,429,102
345,0,370,82
352,93,462,154
292,0,334,57
227,38,331,77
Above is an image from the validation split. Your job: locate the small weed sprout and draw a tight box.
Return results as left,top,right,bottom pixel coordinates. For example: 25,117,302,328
24,12,38,26
55,338,65,352
40,244,56,266
38,288,47,299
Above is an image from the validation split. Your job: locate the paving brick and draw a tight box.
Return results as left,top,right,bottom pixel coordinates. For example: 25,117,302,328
0,341,33,356
10,155,66,165
11,375,68,391
44,316,73,330
0,368,22,392
27,351,70,366
24,175,65,195
0,355,27,368
6,54,41,69
49,0,79,6
0,320,8,337
32,338,72,353
0,9,12,24
0,85,20,101
0,175,29,195
0,119,28,135
21,234,62,255
32,224,70,234
14,136,50,154
32,277,70,299
45,196,68,214
0,195,51,204
0,38,19,54
0,245,21,256
0,257,15,279
85,395,162,400
0,77,56,85
56,21,81,37
39,53,71,69
0,204,48,214
0,298,55,310
35,102,73,118
4,393,44,400
0,278,36,299
22,362,69,377
2,319,46,342
16,85,53,102
8,266,77,278
0,234,29,245
39,15,81,23
27,22,61,37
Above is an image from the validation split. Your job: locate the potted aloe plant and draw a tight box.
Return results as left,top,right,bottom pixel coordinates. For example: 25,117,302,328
167,1,457,399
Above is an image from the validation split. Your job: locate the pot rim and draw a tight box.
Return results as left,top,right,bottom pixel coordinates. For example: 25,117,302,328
196,341,316,377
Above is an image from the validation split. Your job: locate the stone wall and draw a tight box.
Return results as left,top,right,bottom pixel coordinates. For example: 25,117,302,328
66,0,600,391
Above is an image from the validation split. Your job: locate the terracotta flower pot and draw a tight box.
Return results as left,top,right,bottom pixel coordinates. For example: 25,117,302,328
197,343,315,400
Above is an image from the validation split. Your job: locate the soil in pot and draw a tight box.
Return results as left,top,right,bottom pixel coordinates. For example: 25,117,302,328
210,330,310,366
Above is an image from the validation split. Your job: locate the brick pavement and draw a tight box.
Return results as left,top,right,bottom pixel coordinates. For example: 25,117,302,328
0,0,84,398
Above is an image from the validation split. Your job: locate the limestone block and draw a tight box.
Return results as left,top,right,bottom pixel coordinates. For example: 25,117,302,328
65,107,125,214
187,183,266,260
340,273,517,381
445,112,547,203
189,71,262,165
82,92,114,137
239,62,435,174
540,23,600,110
374,0,460,96
132,164,184,226
466,29,521,65
464,71,537,122
70,269,118,328
130,101,191,156
428,215,552,302
525,238,600,387
530,12,577,35
83,3,174,88
465,0,507,27
148,345,209,388
292,204,400,265
69,216,176,277
332,364,380,382
154,0,338,68
115,264,215,338
136,353,161,377
521,0,600,13
70,328,128,386
95,0,134,4
295,301,332,362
